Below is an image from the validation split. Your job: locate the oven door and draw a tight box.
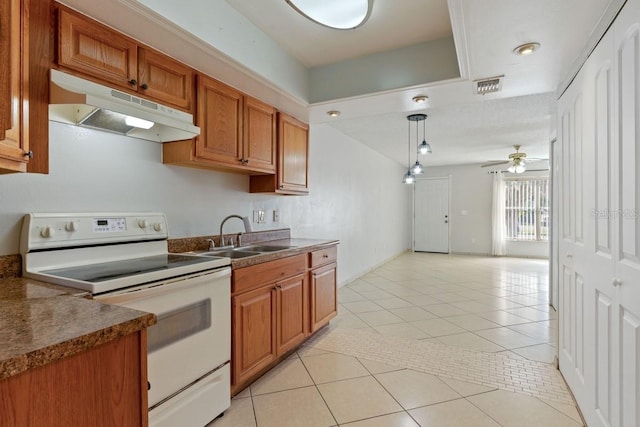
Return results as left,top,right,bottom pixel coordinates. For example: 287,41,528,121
95,267,231,407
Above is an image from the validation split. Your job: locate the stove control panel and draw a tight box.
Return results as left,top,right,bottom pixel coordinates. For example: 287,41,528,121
20,213,169,252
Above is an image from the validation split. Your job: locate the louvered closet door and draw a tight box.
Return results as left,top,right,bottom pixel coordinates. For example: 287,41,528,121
557,0,640,425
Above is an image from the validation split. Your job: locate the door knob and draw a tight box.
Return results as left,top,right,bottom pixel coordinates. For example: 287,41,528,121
612,278,622,287
444,220,448,223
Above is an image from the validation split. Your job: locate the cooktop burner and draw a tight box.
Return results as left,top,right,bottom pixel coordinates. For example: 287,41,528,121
42,254,214,283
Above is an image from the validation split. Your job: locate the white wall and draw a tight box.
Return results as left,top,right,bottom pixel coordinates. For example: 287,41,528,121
421,163,549,258
0,122,411,285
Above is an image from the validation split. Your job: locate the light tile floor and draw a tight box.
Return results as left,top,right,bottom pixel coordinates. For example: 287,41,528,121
208,253,583,427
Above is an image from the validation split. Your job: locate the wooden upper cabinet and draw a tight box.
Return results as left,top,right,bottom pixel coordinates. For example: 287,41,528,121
0,0,51,174
163,74,275,174
195,75,243,165
250,112,309,195
244,95,276,172
0,0,11,142
58,8,137,90
137,47,193,111
56,6,193,112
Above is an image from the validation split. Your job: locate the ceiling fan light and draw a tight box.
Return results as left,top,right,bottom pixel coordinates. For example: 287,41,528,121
507,164,516,173
515,163,526,173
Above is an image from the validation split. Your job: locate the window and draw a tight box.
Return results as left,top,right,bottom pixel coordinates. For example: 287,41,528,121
504,177,549,241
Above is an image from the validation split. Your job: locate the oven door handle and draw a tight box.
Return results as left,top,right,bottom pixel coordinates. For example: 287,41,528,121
95,267,231,303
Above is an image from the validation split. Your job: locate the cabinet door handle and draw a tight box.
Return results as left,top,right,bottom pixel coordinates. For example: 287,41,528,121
140,83,149,90
128,79,137,86
322,254,328,258
276,284,282,289
23,151,33,158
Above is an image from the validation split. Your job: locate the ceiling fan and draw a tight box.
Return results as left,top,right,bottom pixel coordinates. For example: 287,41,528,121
480,145,544,173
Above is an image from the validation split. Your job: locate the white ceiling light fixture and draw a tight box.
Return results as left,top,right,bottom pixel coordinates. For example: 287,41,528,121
327,110,341,117
285,0,373,30
412,95,428,104
513,42,540,56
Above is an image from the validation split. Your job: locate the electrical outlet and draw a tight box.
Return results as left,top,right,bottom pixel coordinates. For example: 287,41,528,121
273,210,280,223
253,210,266,224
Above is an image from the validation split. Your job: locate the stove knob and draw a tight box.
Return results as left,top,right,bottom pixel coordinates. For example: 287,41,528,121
153,223,163,232
65,221,78,232
138,219,148,229
40,226,55,238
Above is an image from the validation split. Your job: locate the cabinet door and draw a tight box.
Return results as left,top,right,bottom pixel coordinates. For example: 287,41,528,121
0,0,11,142
244,96,276,173
0,0,26,174
195,75,243,167
0,331,147,427
310,263,337,332
278,112,309,194
58,8,138,90
232,285,276,386
276,273,308,355
137,47,193,112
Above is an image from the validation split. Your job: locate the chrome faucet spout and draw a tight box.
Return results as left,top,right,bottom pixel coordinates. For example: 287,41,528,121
219,215,252,249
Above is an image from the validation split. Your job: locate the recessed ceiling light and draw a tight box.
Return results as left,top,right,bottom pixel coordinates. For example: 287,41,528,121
286,0,373,30
513,42,540,56
412,95,428,104
327,110,340,117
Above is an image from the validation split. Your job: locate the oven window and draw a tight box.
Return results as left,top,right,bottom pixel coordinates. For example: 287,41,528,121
147,299,211,353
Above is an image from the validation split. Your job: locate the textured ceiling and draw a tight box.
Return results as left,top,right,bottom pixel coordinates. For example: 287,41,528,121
112,0,614,168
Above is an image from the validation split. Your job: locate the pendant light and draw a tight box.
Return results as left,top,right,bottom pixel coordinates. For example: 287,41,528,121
407,114,426,177
402,117,416,184
418,114,432,155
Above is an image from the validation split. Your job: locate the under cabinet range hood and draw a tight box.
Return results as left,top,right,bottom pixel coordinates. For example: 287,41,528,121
49,69,200,142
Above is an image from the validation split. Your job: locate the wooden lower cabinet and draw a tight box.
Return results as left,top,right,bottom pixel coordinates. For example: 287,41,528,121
232,283,277,387
310,262,337,333
231,272,308,391
276,273,308,355
0,331,148,427
231,247,338,394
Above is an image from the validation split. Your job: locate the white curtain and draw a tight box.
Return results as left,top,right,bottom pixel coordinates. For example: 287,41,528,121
491,172,506,256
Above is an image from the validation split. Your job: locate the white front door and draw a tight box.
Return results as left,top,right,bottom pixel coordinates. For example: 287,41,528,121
414,177,449,253
557,0,640,425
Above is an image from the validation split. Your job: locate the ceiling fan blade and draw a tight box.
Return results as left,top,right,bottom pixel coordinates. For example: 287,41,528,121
481,161,510,167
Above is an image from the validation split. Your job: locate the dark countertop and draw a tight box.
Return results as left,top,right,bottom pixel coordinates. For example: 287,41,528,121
0,231,337,382
229,238,340,269
0,277,156,381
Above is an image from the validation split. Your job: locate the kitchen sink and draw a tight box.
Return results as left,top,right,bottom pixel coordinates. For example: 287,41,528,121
236,245,296,252
194,250,262,259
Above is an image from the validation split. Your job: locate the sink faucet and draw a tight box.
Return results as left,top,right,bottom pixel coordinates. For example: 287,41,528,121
217,215,252,249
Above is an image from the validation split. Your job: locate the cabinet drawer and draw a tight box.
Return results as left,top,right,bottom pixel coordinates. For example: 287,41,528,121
309,245,337,268
233,254,307,294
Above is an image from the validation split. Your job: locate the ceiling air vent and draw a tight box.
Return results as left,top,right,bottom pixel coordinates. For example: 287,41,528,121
474,75,504,95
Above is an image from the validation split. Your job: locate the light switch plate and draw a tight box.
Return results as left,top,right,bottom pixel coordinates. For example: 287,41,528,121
253,210,266,224
273,210,280,222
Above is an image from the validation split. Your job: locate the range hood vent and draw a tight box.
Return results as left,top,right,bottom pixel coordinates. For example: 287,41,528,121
49,69,200,142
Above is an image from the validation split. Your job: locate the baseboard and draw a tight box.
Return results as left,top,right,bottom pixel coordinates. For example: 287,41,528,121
338,250,410,288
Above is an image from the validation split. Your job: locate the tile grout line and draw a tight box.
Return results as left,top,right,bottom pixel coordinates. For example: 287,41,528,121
306,327,574,406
